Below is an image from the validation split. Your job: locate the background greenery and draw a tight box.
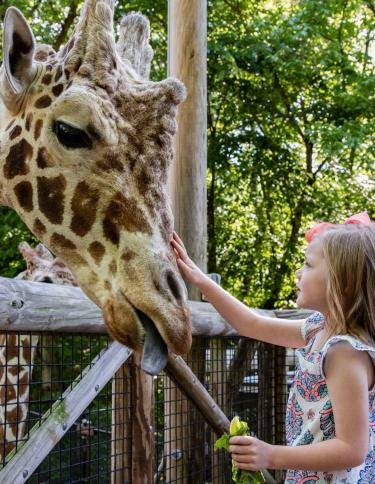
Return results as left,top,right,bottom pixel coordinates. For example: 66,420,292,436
0,0,374,308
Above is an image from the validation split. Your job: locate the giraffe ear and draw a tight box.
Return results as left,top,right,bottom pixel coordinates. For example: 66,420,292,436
1,7,37,112
35,243,54,262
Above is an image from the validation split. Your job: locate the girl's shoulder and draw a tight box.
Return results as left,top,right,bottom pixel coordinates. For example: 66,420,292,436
322,333,375,356
320,333,375,378
301,312,325,344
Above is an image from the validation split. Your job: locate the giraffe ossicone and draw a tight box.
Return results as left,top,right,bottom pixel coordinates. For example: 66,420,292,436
0,1,192,373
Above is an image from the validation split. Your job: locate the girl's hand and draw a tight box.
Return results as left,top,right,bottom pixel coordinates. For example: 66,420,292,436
171,231,205,287
229,436,273,471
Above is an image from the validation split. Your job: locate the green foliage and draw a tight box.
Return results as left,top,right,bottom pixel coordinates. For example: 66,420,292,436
214,416,265,483
0,208,37,277
207,0,375,307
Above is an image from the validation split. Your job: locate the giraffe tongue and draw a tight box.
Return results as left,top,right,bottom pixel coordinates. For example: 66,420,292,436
138,312,168,375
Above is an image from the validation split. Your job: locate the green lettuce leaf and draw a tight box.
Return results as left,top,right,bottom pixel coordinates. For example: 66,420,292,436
214,416,266,484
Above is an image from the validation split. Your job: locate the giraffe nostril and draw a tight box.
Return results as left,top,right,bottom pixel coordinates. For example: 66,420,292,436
165,271,183,302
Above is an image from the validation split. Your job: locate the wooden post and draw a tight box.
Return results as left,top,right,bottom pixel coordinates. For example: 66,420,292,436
210,337,228,482
111,363,132,484
167,0,207,481
111,356,154,484
131,355,154,483
168,0,207,286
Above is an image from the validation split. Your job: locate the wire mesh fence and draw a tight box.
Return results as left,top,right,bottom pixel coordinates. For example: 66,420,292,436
0,332,296,483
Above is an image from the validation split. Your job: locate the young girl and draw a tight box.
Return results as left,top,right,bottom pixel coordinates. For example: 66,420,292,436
171,213,375,483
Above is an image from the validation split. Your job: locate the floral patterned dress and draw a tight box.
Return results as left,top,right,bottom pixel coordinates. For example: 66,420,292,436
285,312,375,484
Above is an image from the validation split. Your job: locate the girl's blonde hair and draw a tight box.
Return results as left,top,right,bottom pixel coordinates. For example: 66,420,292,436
319,223,375,345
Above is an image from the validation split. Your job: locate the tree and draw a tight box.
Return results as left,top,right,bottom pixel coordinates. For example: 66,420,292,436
207,0,374,308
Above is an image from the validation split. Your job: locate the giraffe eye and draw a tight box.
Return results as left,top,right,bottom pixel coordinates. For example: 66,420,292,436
53,121,92,149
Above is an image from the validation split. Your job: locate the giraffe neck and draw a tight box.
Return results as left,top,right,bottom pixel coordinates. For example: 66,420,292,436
0,243,76,462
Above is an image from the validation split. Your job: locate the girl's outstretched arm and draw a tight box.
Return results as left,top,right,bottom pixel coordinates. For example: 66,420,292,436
171,232,306,348
230,341,371,471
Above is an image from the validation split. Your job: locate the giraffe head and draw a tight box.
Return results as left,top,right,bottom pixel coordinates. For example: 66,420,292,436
16,241,77,286
0,1,192,372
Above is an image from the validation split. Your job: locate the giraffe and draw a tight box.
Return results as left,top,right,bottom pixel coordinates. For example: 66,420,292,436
0,1,192,374
0,242,76,462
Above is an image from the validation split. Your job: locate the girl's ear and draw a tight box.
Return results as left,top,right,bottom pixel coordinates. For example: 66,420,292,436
1,7,37,112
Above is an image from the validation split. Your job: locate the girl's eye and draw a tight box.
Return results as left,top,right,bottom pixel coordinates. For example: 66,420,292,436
53,121,92,149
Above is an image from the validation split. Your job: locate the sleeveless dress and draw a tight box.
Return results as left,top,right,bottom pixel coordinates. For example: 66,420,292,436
285,312,375,483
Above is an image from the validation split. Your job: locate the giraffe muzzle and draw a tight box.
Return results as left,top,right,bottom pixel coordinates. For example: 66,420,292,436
102,288,190,375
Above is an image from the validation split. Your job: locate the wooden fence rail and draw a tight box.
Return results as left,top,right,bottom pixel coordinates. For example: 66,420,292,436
0,277,312,335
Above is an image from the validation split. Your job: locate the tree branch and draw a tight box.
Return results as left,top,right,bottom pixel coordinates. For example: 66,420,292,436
53,0,79,51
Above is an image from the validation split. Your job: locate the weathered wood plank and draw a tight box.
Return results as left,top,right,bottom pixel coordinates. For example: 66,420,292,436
0,341,132,484
0,277,313,337
0,277,103,333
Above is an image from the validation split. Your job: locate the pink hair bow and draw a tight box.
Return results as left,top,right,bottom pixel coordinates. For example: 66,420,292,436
305,211,372,243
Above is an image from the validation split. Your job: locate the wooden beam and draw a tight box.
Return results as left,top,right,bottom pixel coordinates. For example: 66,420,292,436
0,341,132,483
166,353,228,436
0,277,313,335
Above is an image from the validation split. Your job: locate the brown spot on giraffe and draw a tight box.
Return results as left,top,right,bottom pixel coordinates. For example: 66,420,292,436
21,344,31,363
50,233,76,250
6,335,18,360
6,405,19,437
36,147,52,169
54,64,63,82
104,279,111,291
88,241,105,265
70,181,99,237
3,139,32,179
37,174,66,224
34,119,43,140
14,181,33,212
52,83,64,97
41,72,52,85
34,95,52,109
103,193,152,246
33,218,46,237
18,370,29,394
9,125,22,140
0,378,16,402
95,151,123,172
25,112,33,131
121,250,136,263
